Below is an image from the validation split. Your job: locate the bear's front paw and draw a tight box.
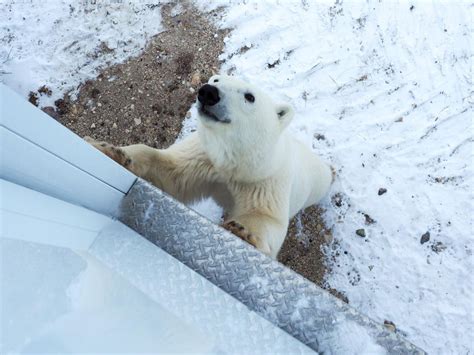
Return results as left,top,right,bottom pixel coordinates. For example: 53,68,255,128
223,220,258,248
84,136,132,168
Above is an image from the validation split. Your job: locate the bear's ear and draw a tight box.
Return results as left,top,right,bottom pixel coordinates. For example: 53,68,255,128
276,103,294,130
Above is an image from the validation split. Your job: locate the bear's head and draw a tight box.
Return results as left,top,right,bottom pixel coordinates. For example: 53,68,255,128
196,75,294,181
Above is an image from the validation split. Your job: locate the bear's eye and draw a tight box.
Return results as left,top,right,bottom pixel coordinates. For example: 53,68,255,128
244,93,255,103
213,79,219,83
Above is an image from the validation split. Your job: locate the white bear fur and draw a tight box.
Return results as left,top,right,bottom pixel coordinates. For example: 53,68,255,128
89,75,333,258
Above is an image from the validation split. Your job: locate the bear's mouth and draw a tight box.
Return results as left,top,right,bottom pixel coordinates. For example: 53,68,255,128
199,104,230,124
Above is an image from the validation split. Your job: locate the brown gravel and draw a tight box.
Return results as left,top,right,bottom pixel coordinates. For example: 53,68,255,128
279,206,347,302
35,0,343,301
54,1,227,148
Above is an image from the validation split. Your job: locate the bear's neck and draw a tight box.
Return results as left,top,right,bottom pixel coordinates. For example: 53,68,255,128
199,128,287,182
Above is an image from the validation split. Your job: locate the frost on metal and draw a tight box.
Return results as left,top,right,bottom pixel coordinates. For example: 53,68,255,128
118,179,425,354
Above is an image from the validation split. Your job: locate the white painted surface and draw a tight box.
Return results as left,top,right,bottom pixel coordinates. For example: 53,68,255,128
0,179,110,250
1,238,215,354
0,127,125,216
0,84,136,194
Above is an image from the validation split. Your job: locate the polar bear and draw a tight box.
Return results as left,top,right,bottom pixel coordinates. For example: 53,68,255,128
86,75,333,258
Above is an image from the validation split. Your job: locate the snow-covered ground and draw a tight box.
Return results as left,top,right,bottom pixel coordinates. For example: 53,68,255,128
0,0,168,106
191,1,473,354
1,1,472,354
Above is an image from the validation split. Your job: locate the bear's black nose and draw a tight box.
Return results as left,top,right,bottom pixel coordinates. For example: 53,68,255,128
198,84,220,106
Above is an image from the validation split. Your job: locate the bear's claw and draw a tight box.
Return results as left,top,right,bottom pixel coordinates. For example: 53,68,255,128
223,220,258,248
84,136,132,168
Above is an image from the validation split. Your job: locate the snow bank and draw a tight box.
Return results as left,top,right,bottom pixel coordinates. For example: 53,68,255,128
0,0,168,106
192,1,473,353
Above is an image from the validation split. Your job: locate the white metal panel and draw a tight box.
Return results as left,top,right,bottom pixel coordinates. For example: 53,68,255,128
0,127,124,216
0,179,111,250
0,84,136,194
1,238,216,354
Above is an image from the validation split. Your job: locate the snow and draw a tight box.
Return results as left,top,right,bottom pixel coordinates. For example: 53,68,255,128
317,319,387,355
1,0,472,353
0,0,168,106
191,1,473,354
191,196,225,223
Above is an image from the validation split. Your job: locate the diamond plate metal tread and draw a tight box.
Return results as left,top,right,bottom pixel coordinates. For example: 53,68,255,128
118,178,425,354
91,221,312,354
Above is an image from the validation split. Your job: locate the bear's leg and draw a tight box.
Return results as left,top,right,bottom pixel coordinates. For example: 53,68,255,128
84,135,218,204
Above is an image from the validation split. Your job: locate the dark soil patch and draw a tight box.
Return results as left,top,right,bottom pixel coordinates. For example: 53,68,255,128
279,205,346,302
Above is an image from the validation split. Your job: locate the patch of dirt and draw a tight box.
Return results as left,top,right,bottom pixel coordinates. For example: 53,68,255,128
278,206,347,302
43,0,342,302
55,1,227,148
